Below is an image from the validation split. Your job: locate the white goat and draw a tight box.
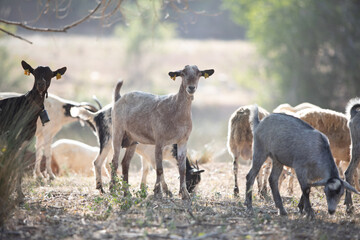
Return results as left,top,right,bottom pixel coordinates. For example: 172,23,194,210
51,139,106,176
111,65,214,199
0,92,97,180
227,105,271,197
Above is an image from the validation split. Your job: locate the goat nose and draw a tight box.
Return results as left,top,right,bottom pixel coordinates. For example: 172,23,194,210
189,86,195,91
328,209,335,215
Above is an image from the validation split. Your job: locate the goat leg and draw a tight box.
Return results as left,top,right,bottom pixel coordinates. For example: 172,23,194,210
43,139,56,180
233,155,239,197
344,151,360,214
94,144,111,193
161,174,173,197
269,161,287,216
121,144,136,196
298,194,307,215
177,143,190,200
16,171,25,204
154,145,163,199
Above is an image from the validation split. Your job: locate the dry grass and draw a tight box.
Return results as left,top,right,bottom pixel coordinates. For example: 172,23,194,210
2,36,360,239
2,162,360,240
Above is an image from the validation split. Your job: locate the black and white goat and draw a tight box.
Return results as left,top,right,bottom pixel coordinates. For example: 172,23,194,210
0,60,66,201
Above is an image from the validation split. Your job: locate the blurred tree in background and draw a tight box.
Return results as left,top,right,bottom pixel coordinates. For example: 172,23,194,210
0,23,23,92
114,0,176,59
224,0,360,110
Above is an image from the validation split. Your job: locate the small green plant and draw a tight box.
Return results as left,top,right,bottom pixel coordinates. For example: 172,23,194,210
91,175,148,216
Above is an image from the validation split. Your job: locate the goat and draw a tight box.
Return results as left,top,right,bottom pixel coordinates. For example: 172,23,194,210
272,102,321,194
227,105,271,197
0,92,98,180
273,102,320,115
110,65,214,199
0,60,66,201
245,105,359,218
344,98,360,213
70,87,205,195
51,139,106,176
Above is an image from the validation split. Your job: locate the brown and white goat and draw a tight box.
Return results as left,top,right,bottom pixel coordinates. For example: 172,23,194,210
227,105,271,197
110,66,214,199
0,60,66,201
70,86,205,195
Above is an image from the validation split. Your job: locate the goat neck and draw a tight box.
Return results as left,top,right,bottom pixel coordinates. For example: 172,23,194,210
25,87,46,112
173,83,193,119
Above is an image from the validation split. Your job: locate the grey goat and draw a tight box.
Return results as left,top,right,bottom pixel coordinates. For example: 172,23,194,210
344,98,360,213
111,65,214,200
245,105,359,218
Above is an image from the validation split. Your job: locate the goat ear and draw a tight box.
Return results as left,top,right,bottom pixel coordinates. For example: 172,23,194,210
341,180,360,194
201,69,214,79
168,70,182,81
21,60,34,74
190,169,205,175
53,67,67,79
310,179,327,187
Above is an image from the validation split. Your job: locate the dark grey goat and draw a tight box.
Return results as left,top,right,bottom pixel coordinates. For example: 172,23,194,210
0,60,66,201
245,105,359,218
344,98,360,213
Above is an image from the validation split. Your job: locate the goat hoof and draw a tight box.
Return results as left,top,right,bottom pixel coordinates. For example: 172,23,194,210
180,188,190,200
245,206,254,215
346,205,354,214
165,190,173,198
154,186,162,199
279,209,288,216
234,187,239,197
49,173,56,181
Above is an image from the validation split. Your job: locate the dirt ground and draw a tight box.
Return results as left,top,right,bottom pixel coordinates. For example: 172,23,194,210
2,161,360,240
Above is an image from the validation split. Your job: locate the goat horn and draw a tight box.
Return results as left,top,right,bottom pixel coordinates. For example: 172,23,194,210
310,179,327,187
92,95,103,109
342,180,360,194
79,102,98,112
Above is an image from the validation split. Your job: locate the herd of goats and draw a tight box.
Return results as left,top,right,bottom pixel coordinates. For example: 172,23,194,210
0,60,360,219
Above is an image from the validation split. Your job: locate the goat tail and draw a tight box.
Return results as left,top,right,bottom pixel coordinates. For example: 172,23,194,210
250,104,260,133
70,106,95,121
346,98,360,120
113,80,123,102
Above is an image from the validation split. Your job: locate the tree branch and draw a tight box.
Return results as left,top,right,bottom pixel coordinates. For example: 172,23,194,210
0,0,103,33
0,27,33,44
